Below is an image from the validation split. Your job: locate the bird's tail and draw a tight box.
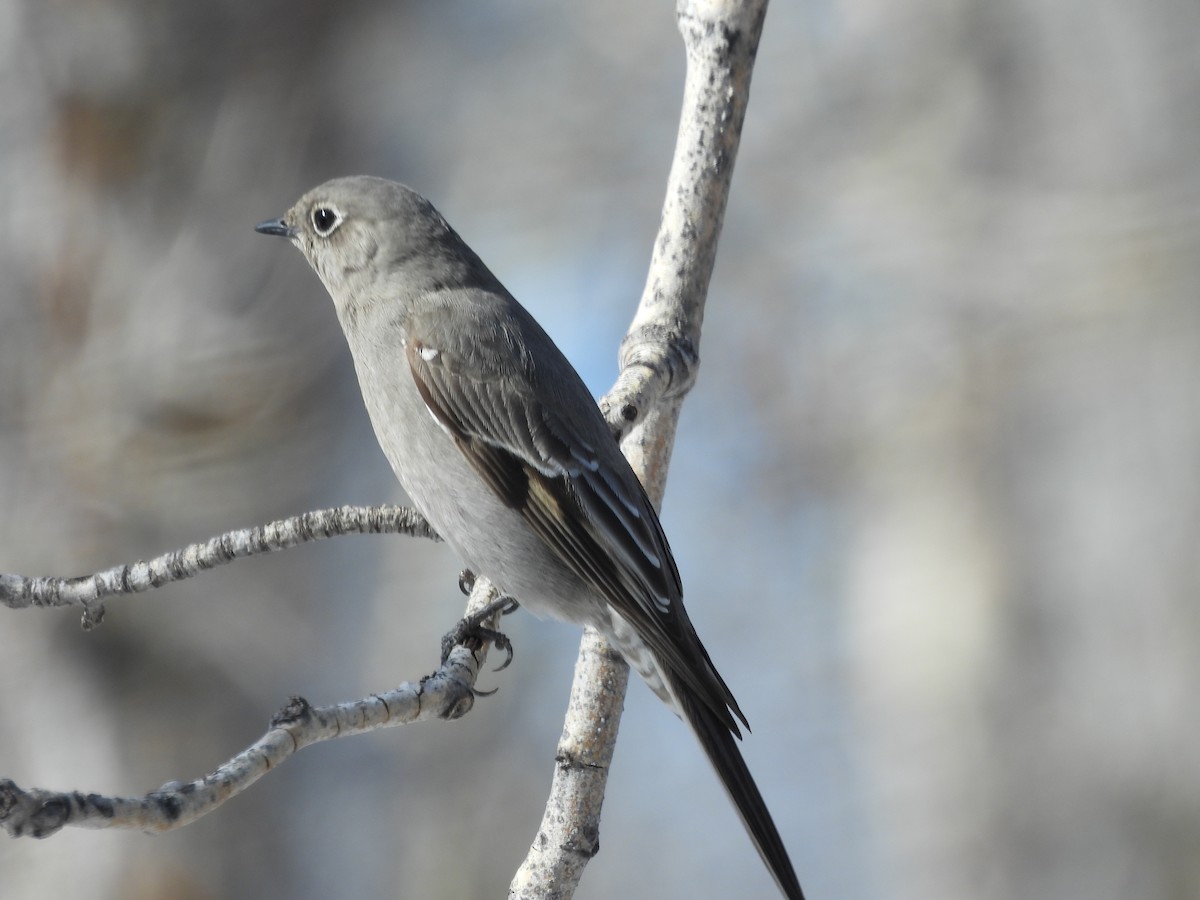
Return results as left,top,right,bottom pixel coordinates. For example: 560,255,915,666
676,685,806,900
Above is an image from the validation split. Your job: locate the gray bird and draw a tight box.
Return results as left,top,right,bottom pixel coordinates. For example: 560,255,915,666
256,176,804,900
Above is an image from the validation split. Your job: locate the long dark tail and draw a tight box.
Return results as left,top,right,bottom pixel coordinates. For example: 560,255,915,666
678,687,806,900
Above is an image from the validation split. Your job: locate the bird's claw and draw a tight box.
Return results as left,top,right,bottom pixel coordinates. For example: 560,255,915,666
458,569,475,596
440,595,520,671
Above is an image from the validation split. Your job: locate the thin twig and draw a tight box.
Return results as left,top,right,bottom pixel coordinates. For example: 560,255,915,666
0,577,502,838
0,505,437,629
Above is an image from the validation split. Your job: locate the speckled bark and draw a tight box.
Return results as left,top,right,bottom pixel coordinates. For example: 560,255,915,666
512,1,769,896
0,576,503,836
0,505,438,628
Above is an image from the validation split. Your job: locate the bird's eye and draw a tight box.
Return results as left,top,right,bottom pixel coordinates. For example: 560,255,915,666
311,207,341,236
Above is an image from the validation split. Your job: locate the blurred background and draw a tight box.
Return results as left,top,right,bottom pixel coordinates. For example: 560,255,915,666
1,0,1198,898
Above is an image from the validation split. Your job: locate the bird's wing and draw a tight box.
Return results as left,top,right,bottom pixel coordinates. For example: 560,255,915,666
404,293,744,732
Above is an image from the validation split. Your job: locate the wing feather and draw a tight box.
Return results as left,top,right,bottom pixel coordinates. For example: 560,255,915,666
404,298,744,730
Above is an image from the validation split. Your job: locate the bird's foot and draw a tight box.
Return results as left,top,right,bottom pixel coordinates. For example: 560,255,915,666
440,594,521,672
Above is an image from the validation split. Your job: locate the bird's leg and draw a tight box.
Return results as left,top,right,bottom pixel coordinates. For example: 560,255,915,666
440,593,521,671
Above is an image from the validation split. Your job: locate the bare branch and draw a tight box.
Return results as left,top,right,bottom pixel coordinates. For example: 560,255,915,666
512,0,770,895
599,0,768,444
0,577,504,838
508,629,629,896
0,1,768,887
0,504,437,629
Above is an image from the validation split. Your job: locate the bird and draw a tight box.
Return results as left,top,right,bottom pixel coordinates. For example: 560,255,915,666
256,175,804,899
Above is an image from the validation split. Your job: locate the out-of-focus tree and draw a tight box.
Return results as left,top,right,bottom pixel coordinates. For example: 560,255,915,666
1,1,1198,898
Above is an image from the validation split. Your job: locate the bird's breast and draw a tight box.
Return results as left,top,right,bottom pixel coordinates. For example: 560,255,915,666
343,322,600,627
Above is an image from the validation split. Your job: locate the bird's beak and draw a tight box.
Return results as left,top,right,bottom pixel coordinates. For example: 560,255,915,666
254,217,295,238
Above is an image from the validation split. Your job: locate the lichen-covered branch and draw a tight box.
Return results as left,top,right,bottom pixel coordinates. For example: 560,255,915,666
511,1,770,896
0,505,438,629
0,577,503,838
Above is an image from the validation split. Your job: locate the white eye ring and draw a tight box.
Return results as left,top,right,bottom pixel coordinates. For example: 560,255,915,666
311,206,342,237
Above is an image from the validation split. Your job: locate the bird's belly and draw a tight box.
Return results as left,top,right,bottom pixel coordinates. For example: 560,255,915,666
355,352,600,627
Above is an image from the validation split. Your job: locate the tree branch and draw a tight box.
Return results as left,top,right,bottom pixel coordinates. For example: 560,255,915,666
0,505,438,629
0,1,769,888
511,1,769,896
0,576,505,838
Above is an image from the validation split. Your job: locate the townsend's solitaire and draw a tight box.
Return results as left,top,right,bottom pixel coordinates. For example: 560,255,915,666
256,176,804,899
